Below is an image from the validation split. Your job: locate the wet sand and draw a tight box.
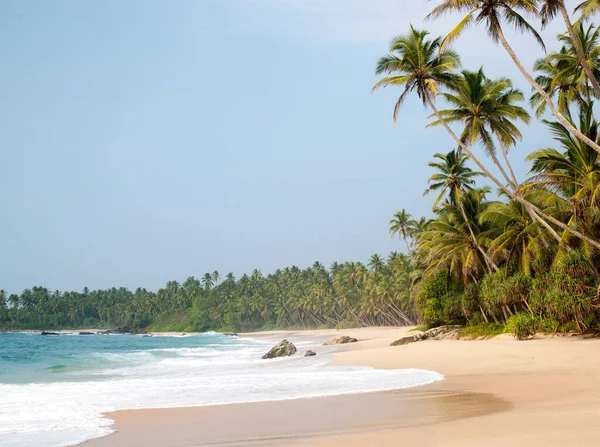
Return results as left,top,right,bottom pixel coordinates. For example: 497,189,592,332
82,327,600,446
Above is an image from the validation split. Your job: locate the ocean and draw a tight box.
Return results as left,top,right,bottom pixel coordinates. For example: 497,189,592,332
0,331,444,447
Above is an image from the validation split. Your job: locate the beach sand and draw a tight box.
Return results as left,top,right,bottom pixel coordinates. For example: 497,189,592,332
82,327,600,446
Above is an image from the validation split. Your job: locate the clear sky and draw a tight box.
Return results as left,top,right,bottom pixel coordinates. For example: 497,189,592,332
0,0,574,294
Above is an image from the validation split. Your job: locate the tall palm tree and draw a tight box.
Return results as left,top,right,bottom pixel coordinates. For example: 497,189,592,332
389,209,414,251
430,68,530,188
373,27,597,248
526,103,600,256
419,188,492,284
539,1,600,97
531,46,584,119
368,254,385,273
202,273,214,290
480,193,556,275
426,0,600,157
425,150,497,270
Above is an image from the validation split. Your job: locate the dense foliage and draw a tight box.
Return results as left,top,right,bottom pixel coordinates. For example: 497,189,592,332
0,258,419,332
3,2,600,336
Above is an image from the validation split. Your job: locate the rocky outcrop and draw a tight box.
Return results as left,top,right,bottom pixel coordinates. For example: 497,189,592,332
261,339,297,359
221,332,238,337
304,350,317,357
390,325,462,346
41,331,60,336
79,332,95,335
323,335,358,346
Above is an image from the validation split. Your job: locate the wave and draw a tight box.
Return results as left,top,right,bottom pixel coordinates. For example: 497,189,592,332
0,334,444,447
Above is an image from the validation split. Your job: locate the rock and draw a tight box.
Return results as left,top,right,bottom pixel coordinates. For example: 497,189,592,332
390,325,462,347
323,336,358,346
79,332,95,335
221,332,238,336
304,350,317,357
261,339,297,359
142,334,152,337
390,333,425,346
41,331,60,336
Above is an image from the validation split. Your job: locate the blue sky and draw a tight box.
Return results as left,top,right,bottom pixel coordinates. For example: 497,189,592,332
0,1,573,293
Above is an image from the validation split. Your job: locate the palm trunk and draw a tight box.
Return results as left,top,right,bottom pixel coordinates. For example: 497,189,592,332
494,135,562,243
558,2,600,98
457,198,498,272
424,94,600,250
492,20,600,157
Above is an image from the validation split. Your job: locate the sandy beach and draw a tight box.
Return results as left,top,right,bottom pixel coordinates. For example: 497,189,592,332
82,327,600,446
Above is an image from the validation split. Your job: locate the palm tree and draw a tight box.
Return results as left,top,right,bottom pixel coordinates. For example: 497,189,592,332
480,194,555,275
575,0,600,17
531,46,585,119
526,104,600,256
419,188,492,284
426,0,600,157
539,1,600,97
374,27,600,249
368,254,385,273
202,272,214,290
389,209,414,251
430,69,530,188
425,150,497,270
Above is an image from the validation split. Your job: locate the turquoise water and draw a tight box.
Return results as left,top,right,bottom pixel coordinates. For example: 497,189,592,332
0,331,248,384
0,331,444,447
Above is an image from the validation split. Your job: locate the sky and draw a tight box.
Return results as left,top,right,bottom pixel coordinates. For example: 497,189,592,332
0,0,579,294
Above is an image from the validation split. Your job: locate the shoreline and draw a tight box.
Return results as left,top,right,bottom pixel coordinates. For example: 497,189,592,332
79,327,600,446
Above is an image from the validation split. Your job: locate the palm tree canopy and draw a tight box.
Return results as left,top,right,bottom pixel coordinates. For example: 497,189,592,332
430,68,530,158
424,149,484,207
426,0,545,52
373,26,461,120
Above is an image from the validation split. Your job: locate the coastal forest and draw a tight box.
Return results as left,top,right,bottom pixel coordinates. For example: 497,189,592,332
2,1,600,338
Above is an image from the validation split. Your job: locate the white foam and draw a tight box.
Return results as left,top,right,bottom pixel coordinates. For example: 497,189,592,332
0,340,444,447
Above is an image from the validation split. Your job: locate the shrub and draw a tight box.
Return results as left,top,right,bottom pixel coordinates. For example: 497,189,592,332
506,313,537,340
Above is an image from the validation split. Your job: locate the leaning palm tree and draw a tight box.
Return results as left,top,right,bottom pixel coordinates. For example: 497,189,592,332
575,0,600,17
426,0,600,157
430,68,529,188
419,189,492,285
531,46,585,119
373,27,598,248
526,103,600,257
389,209,414,251
425,149,497,270
539,1,600,97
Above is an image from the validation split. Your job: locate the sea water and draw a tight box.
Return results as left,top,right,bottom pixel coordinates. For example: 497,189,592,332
0,331,444,447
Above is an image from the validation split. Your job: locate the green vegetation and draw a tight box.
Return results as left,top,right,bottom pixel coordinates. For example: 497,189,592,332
2,3,600,339
459,323,507,339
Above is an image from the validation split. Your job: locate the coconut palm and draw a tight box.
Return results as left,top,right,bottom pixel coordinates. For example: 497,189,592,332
419,188,492,284
430,69,530,188
374,27,595,247
368,254,385,273
575,0,600,17
201,272,214,290
531,46,585,119
539,1,600,97
526,103,600,256
389,209,414,251
532,23,600,115
426,0,600,157
480,194,556,275
425,149,497,270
